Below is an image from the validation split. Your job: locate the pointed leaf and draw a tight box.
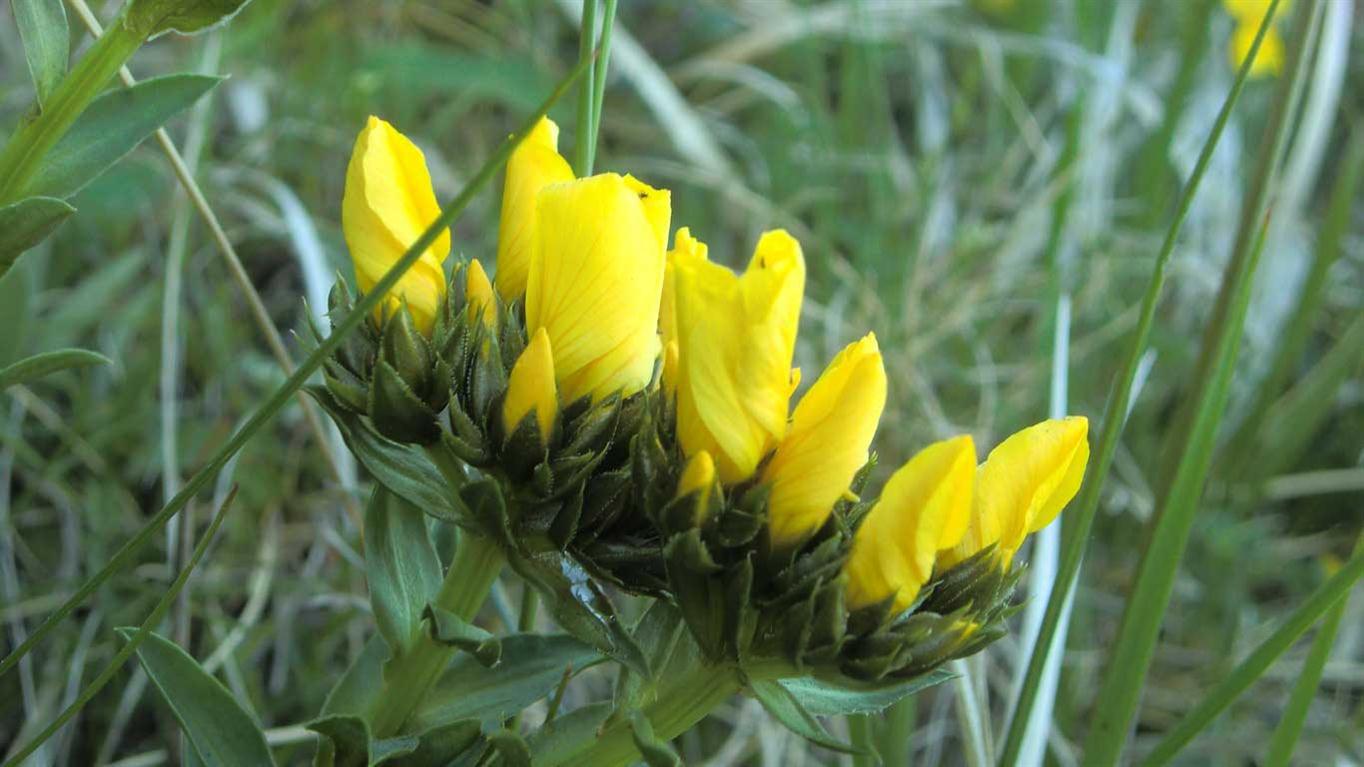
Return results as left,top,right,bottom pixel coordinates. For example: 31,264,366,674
424,604,501,667
750,680,857,754
125,0,254,38
0,196,75,274
0,347,111,390
778,667,956,716
627,710,680,767
320,635,387,718
365,488,442,656
120,629,275,766
24,74,222,199
12,0,68,107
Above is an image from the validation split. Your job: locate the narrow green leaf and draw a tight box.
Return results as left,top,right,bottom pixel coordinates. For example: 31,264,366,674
124,0,254,39
122,630,275,767
751,680,857,754
24,74,222,199
424,605,502,667
1138,545,1364,766
0,265,30,366
364,488,442,656
1,489,238,767
11,0,68,107
779,668,956,717
526,703,612,766
0,54,592,710
1084,2,1325,761
487,730,533,767
1264,578,1350,766
627,710,681,767
0,195,75,274
412,633,602,730
321,635,388,718
0,347,111,390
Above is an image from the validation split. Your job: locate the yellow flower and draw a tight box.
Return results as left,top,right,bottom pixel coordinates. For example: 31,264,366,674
502,327,557,445
844,436,976,612
1223,0,1286,23
660,227,707,351
495,117,574,301
672,229,805,483
526,173,671,404
763,333,887,547
1229,23,1284,77
941,417,1090,568
342,116,450,334
465,258,497,328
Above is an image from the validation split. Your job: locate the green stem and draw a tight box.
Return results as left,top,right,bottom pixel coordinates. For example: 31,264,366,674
848,714,876,767
0,9,143,203
367,532,504,737
572,0,598,177
555,662,742,767
584,0,617,175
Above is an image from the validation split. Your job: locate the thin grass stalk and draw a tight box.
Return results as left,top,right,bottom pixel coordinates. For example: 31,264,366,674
1082,4,1324,762
0,59,593,683
64,0,364,528
1263,537,1361,765
573,0,599,176
1138,538,1364,766
585,0,617,175
1225,132,1364,471
952,658,992,767
1,488,239,767
875,694,916,766
993,3,1281,763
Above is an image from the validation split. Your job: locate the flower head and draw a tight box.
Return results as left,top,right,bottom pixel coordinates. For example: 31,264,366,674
763,333,887,547
496,117,574,300
342,116,450,334
843,436,976,611
526,173,671,404
672,229,805,483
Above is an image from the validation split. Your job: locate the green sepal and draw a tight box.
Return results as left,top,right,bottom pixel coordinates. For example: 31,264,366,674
777,667,957,716
423,605,502,667
369,359,440,444
443,407,488,464
749,679,858,754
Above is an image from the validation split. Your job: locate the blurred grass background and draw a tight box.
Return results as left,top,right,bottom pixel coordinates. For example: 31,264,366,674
2,0,1362,764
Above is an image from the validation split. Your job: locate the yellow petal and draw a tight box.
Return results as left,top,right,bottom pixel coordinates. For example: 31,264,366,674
342,116,450,334
661,339,680,398
763,333,887,547
1222,0,1286,23
1230,23,1284,78
943,416,1090,568
502,327,558,444
495,117,574,301
661,227,707,351
844,435,976,612
465,258,497,328
676,450,715,501
526,173,670,404
673,229,805,483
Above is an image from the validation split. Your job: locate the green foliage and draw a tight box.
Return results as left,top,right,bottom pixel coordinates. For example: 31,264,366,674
123,0,254,39
11,0,68,107
0,196,74,273
124,630,276,766
0,347,111,390
363,488,443,655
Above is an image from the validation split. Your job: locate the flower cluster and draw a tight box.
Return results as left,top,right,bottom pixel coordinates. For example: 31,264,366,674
318,115,1090,686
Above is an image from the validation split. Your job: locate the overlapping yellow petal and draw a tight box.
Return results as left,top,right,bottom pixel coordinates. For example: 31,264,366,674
342,116,450,334
844,436,976,611
495,117,574,300
465,258,497,328
941,417,1089,568
676,450,715,501
502,327,557,444
763,333,887,547
526,173,671,404
673,229,805,483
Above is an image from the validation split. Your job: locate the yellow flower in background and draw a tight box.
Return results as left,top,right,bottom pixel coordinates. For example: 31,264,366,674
1229,22,1284,77
526,173,671,404
763,333,887,547
502,327,558,445
844,436,976,611
496,117,574,301
672,229,805,484
465,258,497,328
941,417,1089,568
342,116,450,334
1224,0,1287,77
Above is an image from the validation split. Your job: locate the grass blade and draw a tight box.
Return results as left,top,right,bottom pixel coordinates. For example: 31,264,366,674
1081,2,1325,762
572,0,599,176
1,487,239,767
1138,541,1364,766
0,56,593,684
994,2,1282,763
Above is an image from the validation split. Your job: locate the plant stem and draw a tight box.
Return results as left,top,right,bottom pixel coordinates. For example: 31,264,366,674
553,662,741,767
0,7,142,203
367,531,504,737
584,0,617,174
572,0,598,176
